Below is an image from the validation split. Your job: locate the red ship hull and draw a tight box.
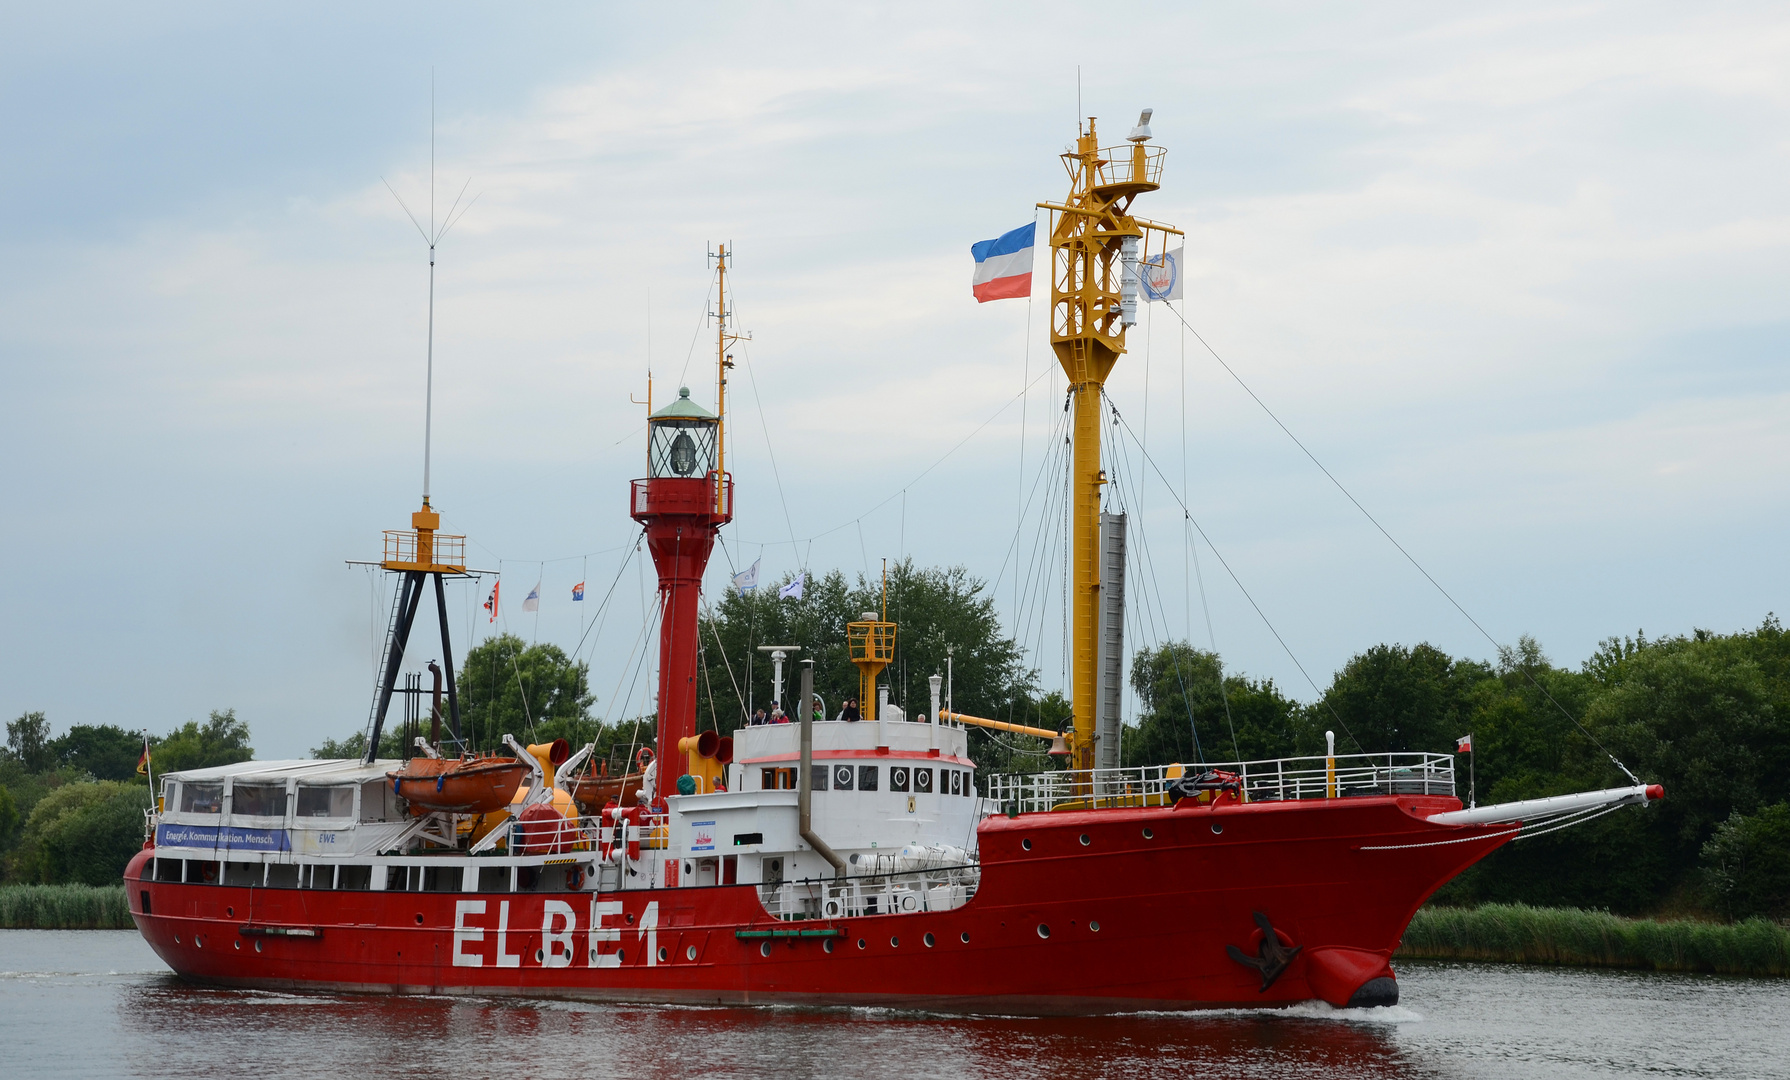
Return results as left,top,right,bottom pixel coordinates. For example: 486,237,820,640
126,793,1510,1013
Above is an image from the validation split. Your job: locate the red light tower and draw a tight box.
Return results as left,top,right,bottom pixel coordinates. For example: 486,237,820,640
631,244,742,794
632,386,731,792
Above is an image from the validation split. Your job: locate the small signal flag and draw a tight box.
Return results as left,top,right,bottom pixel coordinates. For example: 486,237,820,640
484,581,500,622
572,581,585,601
1456,734,1473,754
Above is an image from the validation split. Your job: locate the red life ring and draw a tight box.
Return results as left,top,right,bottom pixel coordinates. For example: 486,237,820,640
565,864,585,891
635,746,655,772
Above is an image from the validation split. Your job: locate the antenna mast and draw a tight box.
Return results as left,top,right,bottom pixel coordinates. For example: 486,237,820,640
710,243,749,512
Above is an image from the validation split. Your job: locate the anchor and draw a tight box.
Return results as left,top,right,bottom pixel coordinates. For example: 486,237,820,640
1225,911,1303,992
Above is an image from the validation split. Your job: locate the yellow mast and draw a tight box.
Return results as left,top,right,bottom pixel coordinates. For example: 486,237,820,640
1038,112,1181,786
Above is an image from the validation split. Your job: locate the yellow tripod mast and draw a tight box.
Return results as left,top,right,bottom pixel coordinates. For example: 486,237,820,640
1039,111,1182,787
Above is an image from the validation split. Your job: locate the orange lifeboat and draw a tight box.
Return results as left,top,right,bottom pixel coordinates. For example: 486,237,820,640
569,747,652,813
387,755,529,814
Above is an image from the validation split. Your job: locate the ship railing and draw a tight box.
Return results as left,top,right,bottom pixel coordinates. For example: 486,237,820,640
758,865,981,922
984,752,1455,815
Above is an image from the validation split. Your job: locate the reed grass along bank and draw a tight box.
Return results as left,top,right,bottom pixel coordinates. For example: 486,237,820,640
0,883,132,929
1400,903,1790,977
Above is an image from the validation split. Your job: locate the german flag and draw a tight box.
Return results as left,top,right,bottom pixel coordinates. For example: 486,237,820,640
136,736,151,776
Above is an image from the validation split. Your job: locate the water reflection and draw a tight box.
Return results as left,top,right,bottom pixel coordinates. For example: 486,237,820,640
112,976,1440,1080
5,935,1778,1080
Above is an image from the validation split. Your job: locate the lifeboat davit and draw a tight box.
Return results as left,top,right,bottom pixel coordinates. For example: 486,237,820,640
387,755,529,814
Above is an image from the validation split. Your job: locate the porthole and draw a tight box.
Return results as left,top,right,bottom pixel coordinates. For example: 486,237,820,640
1079,834,1090,846
1211,822,1224,835
626,912,636,924
823,938,835,954
195,937,203,949
1090,921,1101,933
924,933,936,948
414,913,425,925
1037,924,1051,939
658,946,669,963
589,949,599,964
174,935,181,945
1021,838,1033,851
535,949,545,963
961,932,970,943
890,936,900,948
233,940,240,950
683,862,692,875
226,906,234,918
617,949,627,963
1142,828,1154,839
857,938,867,950
761,941,772,957
686,945,698,961
255,940,263,953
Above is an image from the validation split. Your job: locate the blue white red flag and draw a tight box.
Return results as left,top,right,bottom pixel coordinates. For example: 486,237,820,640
572,581,585,601
732,559,760,594
970,222,1035,302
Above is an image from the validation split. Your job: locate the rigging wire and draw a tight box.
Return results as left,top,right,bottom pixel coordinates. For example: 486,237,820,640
1158,304,1639,784
1105,406,1364,754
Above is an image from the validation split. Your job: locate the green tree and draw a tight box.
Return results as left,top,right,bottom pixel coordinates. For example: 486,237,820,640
456,635,595,752
697,560,1038,769
54,724,146,781
0,786,19,854
153,709,253,774
1316,643,1492,755
4,712,54,773
1701,802,1790,921
311,730,405,760
12,780,151,885
1125,642,1309,768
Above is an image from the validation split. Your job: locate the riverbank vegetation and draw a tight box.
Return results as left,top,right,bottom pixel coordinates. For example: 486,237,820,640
0,883,132,929
1399,903,1790,977
0,710,249,885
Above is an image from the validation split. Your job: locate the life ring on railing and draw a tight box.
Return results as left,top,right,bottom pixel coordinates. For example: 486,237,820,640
565,864,585,891
635,746,655,772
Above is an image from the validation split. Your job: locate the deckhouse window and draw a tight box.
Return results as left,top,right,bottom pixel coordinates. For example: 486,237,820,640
296,786,354,819
831,764,854,790
858,765,879,791
231,784,288,818
914,767,933,794
179,783,223,814
889,766,910,792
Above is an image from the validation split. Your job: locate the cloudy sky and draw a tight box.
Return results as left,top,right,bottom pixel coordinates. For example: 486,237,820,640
3,3,1786,759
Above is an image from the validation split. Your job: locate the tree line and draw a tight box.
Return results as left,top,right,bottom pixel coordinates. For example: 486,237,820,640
0,709,252,885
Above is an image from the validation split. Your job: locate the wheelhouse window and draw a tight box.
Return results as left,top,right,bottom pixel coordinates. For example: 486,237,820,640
230,783,288,818
760,768,796,791
296,786,354,819
179,783,223,814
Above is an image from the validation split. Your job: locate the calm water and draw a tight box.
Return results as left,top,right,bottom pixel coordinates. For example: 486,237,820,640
2,930,1786,1079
